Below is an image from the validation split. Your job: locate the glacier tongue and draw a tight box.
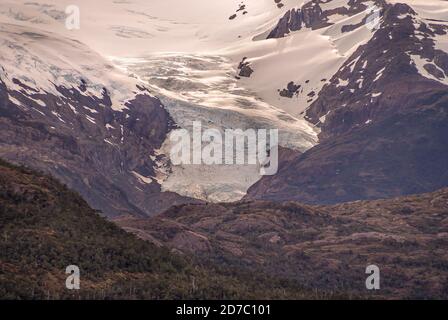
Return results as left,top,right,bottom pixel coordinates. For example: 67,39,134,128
115,54,318,202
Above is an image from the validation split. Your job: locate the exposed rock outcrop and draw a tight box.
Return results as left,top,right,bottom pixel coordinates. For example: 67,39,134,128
279,81,301,98
237,57,254,78
267,3,324,39
267,0,386,39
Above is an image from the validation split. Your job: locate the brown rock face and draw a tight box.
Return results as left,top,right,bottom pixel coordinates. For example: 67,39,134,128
117,188,448,299
0,77,198,218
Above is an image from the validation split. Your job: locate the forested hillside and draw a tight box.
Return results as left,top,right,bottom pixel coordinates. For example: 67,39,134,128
0,158,335,300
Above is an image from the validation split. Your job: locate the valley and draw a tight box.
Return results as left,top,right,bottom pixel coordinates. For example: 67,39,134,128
1,0,448,301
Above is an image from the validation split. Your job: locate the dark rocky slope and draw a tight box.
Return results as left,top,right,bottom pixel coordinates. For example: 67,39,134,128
246,2,448,204
117,188,448,299
247,102,448,204
0,27,198,218
305,2,448,138
0,158,331,300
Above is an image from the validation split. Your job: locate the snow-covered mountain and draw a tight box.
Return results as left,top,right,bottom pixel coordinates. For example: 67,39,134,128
247,0,448,204
0,0,320,202
0,22,199,217
1,0,448,212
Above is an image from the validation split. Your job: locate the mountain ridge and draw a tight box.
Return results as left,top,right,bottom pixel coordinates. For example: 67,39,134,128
245,0,448,204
